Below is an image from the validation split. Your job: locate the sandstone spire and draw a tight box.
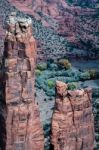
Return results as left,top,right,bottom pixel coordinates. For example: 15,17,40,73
51,81,94,150
3,12,44,150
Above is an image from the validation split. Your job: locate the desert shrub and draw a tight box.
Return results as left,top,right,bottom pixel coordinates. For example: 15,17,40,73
88,69,96,79
68,82,77,90
66,68,78,77
36,76,44,88
36,63,47,71
66,77,77,83
48,63,58,70
41,70,57,79
47,80,55,89
57,59,71,70
47,59,54,67
35,69,42,76
43,123,51,137
80,71,90,81
93,88,99,97
95,133,99,142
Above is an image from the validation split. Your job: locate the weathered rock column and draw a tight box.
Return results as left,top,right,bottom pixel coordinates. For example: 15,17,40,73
3,13,44,150
51,81,94,150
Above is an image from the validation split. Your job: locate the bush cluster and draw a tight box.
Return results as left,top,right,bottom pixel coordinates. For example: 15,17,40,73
36,63,47,71
57,59,71,70
88,69,96,79
68,82,77,90
35,69,42,76
47,80,55,89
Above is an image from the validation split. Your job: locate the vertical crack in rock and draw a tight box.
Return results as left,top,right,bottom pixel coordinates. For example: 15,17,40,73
51,81,95,150
67,94,78,150
1,12,44,150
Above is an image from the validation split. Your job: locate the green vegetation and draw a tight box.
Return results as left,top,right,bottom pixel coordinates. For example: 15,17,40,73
35,69,42,76
57,59,71,70
36,63,47,71
47,62,58,71
35,61,99,96
93,88,99,97
47,80,55,89
66,0,97,8
80,71,90,81
88,69,96,79
43,123,50,138
68,82,77,90
32,17,68,57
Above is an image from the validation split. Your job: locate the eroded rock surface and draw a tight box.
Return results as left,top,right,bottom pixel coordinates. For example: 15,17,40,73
51,81,94,150
8,0,99,50
2,13,44,150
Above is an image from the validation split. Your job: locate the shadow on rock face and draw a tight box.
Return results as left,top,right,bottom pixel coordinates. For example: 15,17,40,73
0,55,7,150
49,144,54,150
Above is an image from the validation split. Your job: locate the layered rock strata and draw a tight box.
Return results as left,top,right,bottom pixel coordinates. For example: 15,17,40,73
51,81,94,150
8,0,99,50
2,13,44,150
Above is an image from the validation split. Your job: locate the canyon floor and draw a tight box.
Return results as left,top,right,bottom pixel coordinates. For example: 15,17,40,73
35,59,99,149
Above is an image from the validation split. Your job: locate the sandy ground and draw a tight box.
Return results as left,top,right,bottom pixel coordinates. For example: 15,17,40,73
35,88,55,125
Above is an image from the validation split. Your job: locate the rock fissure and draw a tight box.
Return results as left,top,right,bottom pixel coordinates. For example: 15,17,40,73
67,94,78,150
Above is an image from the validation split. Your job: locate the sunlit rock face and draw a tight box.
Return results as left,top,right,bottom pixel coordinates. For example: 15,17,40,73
51,81,95,150
2,13,44,150
8,0,99,50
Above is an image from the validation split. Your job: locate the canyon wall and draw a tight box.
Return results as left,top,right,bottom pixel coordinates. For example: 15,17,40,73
8,0,99,50
51,81,94,150
4,0,98,63
2,12,44,150
0,0,98,64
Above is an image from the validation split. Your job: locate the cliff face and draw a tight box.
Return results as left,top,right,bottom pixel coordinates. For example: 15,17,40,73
1,13,44,150
0,0,98,64
51,81,94,150
8,0,99,50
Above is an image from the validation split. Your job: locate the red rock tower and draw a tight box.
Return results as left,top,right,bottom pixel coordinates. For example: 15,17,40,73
51,81,94,150
3,12,44,150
